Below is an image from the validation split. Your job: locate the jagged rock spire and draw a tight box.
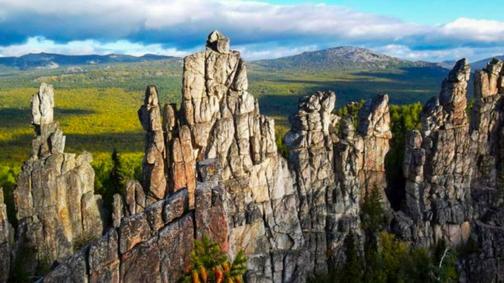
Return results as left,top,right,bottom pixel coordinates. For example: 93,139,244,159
31,83,65,157
206,30,230,53
471,58,504,215
32,82,54,125
138,85,167,201
400,59,474,247
357,94,392,202
474,58,504,99
439,58,471,126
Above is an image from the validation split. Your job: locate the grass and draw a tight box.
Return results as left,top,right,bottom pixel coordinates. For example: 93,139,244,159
0,87,145,166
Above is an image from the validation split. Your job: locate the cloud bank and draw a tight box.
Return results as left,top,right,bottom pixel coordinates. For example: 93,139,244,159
0,0,503,61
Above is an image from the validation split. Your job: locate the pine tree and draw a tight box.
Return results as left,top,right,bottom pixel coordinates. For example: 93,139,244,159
361,186,386,234
183,236,247,283
109,148,125,194
341,232,363,283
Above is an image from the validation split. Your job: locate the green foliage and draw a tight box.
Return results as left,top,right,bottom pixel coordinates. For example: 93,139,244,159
183,236,247,283
0,164,19,226
311,231,459,283
93,150,142,223
341,232,364,283
361,187,386,235
275,125,289,158
336,100,365,129
433,240,458,283
385,102,422,209
311,184,458,283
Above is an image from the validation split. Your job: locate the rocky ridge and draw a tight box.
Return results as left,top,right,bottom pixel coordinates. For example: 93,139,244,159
1,32,504,282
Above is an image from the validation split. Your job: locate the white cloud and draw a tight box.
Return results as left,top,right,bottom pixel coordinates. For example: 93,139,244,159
236,44,319,60
374,44,504,63
439,18,504,42
0,0,427,44
0,0,504,61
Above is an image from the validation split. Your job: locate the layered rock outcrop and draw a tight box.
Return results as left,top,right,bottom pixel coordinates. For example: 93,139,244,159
285,91,339,274
285,91,392,271
12,83,104,276
461,58,504,282
471,58,504,216
169,30,305,282
139,85,167,202
357,94,392,204
42,159,228,283
0,188,13,283
399,59,475,246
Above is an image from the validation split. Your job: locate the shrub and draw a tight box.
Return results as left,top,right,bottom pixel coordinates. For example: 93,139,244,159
183,236,247,283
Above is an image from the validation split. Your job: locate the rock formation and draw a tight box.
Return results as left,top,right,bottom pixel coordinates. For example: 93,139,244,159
471,58,504,216
284,91,392,271
12,83,105,276
0,188,13,283
357,94,392,204
171,30,305,282
40,31,394,283
42,159,226,283
398,59,475,246
285,91,339,274
9,34,504,283
461,58,504,282
139,85,167,202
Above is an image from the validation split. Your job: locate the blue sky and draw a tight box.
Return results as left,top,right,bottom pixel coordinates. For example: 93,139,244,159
264,0,503,25
0,0,503,62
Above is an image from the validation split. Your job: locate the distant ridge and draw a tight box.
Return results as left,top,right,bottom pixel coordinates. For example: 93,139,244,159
251,46,438,71
0,53,177,70
471,56,504,71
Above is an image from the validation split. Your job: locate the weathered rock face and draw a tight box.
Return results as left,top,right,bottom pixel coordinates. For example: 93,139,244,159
12,83,104,276
400,59,475,246
284,91,338,274
134,31,306,282
471,58,504,216
357,94,392,203
43,159,225,283
285,91,392,271
460,58,504,282
178,30,305,282
139,85,167,202
0,188,13,283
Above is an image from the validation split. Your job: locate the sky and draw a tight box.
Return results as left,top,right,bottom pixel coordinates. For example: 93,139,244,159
0,0,503,62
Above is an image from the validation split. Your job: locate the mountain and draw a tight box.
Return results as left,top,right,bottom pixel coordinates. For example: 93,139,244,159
436,60,457,70
471,56,504,70
0,52,176,70
251,46,438,71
